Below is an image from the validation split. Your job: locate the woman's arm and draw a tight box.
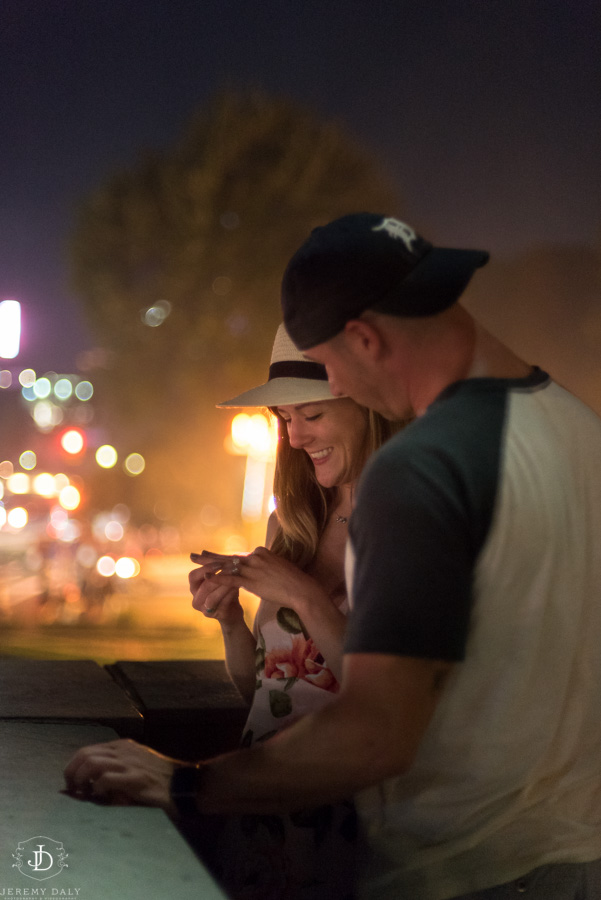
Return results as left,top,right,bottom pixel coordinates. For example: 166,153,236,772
188,571,256,705
187,512,281,704
213,548,347,681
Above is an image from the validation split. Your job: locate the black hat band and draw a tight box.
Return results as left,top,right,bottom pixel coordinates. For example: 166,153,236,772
268,360,328,381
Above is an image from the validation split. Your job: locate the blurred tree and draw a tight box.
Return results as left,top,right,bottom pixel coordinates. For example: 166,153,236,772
70,90,402,536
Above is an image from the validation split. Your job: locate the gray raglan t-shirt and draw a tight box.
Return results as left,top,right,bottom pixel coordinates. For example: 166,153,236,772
345,369,601,899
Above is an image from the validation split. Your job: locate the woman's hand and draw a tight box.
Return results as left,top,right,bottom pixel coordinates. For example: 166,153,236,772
189,553,257,704
210,548,347,682
188,563,245,631
213,547,328,616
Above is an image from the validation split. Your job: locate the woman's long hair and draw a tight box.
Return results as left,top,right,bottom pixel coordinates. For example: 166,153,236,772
269,404,402,569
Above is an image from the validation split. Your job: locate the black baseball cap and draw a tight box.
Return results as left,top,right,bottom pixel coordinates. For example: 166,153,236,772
282,213,489,350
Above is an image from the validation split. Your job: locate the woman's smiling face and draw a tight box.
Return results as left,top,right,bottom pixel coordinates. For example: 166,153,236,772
276,398,369,488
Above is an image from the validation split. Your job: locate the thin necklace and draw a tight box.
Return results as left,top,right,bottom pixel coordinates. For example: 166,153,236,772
334,484,353,525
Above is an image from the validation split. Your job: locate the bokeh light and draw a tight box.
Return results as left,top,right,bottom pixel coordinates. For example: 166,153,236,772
59,485,81,510
19,369,36,387
96,445,118,468
7,473,30,494
33,473,57,497
19,451,37,470
75,380,94,401
33,400,63,430
0,461,14,479
142,300,171,327
0,370,12,389
124,452,145,475
60,429,85,455
54,378,73,400
56,519,81,543
54,473,70,491
105,520,124,542
97,556,116,577
115,557,140,579
7,507,28,529
33,377,52,399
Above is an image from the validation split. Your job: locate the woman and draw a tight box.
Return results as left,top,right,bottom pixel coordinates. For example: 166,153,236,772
189,323,400,899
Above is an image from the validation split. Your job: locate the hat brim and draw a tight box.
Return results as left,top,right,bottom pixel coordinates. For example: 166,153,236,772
373,247,490,317
217,377,340,408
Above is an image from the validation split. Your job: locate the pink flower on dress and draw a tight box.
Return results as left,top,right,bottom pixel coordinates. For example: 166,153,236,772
264,636,339,693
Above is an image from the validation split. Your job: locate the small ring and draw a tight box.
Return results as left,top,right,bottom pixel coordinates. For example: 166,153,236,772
205,607,215,614
231,566,240,576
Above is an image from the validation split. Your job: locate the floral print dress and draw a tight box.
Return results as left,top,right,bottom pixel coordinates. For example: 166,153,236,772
205,598,358,900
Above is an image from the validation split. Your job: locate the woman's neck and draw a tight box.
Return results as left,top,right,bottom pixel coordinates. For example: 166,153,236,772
332,482,354,524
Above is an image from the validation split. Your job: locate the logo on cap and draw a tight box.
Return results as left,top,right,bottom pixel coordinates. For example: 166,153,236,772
372,218,418,253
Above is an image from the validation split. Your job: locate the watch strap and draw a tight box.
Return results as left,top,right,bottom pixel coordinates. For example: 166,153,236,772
170,764,204,817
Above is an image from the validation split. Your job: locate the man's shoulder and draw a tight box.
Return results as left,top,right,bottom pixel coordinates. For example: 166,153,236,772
368,378,512,474
357,373,548,520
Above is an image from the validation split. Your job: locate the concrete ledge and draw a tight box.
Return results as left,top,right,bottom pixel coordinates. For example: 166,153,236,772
0,658,143,738
107,659,249,760
0,722,225,898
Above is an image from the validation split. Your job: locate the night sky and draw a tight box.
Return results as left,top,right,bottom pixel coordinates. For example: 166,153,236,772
1,0,600,373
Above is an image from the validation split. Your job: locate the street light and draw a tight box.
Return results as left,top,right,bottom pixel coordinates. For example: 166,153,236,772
228,413,277,521
0,300,21,359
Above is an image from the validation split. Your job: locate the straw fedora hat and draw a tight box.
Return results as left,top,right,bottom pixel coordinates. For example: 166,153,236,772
217,323,340,408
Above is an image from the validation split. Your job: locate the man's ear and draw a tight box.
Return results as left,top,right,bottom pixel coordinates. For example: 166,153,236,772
343,318,386,359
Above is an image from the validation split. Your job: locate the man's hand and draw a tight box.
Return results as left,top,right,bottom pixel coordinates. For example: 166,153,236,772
64,739,179,815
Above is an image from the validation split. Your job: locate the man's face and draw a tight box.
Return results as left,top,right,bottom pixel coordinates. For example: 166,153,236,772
304,334,392,416
305,327,414,421
303,336,361,397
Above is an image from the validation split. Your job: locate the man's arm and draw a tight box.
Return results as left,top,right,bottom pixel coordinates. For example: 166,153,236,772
64,652,452,814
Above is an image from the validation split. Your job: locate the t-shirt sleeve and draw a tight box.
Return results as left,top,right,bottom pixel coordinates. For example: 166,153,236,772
344,445,478,661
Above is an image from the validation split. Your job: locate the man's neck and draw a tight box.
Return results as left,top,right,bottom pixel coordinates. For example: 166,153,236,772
467,322,532,381
408,308,531,416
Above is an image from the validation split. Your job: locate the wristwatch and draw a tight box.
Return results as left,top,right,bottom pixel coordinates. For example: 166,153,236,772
170,764,204,817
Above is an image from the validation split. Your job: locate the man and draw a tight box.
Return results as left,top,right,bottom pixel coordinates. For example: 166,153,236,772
65,213,601,899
